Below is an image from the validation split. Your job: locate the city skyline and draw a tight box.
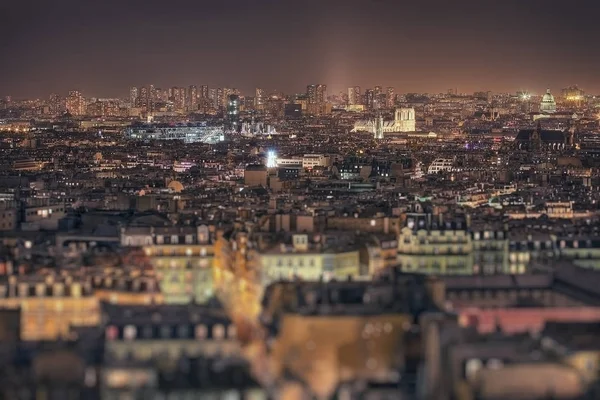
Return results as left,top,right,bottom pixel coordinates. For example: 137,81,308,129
0,83,592,101
2,0,600,98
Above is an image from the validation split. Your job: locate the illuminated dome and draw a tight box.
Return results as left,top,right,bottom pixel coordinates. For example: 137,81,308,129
539,88,556,113
167,180,184,193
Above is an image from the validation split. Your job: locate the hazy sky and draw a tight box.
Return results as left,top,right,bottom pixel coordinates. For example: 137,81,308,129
1,0,599,98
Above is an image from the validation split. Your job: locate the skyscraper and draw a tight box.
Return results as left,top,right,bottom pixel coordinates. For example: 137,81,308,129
66,90,84,116
353,86,361,105
49,94,63,115
130,87,139,106
307,85,317,104
347,87,355,105
171,87,187,111
307,84,326,105
189,85,198,110
365,89,375,109
227,94,240,129
223,88,233,110
373,86,383,109
149,85,157,112
254,88,265,110
386,87,395,108
201,85,209,100
209,88,217,108
137,87,147,109
316,84,327,104
216,88,224,110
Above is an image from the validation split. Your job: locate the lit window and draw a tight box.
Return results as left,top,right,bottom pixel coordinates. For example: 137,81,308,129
123,325,137,340
213,324,225,339
195,324,207,339
465,359,482,381
105,325,119,340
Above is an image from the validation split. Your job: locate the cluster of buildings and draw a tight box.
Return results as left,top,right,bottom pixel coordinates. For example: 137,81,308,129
0,83,599,398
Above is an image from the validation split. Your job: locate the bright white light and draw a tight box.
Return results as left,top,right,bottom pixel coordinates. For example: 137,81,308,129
267,150,277,168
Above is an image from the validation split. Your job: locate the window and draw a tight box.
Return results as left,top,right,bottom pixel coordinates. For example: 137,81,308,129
160,326,172,338
171,235,178,244
106,325,118,341
465,359,482,381
142,326,154,339
213,324,225,339
178,325,189,339
195,324,207,339
124,325,137,340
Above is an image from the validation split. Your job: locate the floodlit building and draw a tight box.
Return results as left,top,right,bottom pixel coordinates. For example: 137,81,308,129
352,107,416,134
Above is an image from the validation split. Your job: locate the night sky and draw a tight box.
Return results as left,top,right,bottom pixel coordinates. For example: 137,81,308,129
1,0,599,98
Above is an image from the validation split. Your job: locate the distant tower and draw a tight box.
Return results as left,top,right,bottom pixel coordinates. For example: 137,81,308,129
531,121,542,152
227,94,240,132
568,119,577,148
374,114,384,139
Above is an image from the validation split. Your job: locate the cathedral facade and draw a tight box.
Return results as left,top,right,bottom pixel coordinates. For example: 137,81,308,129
352,107,416,136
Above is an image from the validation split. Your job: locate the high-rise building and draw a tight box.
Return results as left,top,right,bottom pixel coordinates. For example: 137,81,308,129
66,90,85,116
138,87,148,109
373,86,383,109
130,87,139,106
189,85,198,110
353,86,361,105
227,94,240,128
171,87,187,111
307,84,326,105
348,87,361,105
48,94,63,115
223,88,233,109
216,88,224,110
148,85,157,112
316,84,327,104
201,85,209,99
255,88,264,109
365,89,375,109
386,87,395,108
209,88,217,108
347,87,355,105
307,85,317,104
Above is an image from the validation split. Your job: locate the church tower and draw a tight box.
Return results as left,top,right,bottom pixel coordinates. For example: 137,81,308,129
394,107,416,132
531,121,542,151
374,114,384,139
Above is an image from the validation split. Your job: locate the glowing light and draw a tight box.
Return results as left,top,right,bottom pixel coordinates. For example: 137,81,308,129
266,150,277,168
